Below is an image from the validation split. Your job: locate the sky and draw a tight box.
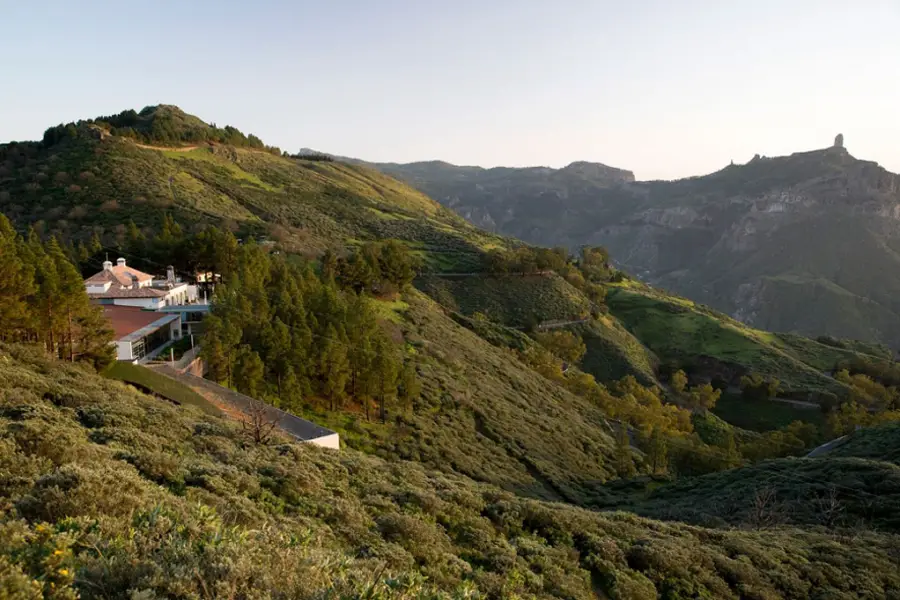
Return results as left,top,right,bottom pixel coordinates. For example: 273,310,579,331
1,0,899,180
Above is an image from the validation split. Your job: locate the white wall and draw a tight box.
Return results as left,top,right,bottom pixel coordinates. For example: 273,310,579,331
169,318,182,340
115,341,134,361
85,282,111,294
111,298,165,310
305,432,340,450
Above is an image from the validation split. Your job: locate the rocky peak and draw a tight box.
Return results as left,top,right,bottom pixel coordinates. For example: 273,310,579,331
559,161,635,184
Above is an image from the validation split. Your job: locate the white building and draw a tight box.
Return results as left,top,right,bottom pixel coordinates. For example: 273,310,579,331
102,305,182,363
84,258,199,310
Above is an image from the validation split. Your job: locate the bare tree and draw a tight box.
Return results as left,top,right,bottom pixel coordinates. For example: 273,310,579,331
241,397,281,445
812,486,845,529
746,487,787,529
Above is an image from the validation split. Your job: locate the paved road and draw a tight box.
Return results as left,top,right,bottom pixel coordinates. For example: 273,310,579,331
150,365,338,445
806,435,849,458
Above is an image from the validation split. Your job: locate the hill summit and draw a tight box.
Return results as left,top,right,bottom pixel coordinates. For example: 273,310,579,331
0,105,510,269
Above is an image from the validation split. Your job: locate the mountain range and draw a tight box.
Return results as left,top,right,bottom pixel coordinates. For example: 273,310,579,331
365,137,900,349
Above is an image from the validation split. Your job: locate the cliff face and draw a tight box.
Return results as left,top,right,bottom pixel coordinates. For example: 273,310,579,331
376,145,900,347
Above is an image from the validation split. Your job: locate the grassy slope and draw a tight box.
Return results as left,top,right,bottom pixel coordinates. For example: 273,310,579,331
0,134,510,270
301,292,621,505
415,274,662,386
826,421,900,465
577,316,660,386
103,361,219,416
617,457,900,532
414,273,591,326
713,393,825,433
3,345,900,599
605,281,889,396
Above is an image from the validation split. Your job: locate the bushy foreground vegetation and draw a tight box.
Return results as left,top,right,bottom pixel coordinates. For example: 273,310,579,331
2,345,900,599
619,456,900,532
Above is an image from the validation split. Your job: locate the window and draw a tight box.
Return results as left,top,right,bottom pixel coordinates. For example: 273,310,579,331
135,324,172,360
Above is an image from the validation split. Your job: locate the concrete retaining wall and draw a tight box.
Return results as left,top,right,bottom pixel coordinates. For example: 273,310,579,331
151,365,340,449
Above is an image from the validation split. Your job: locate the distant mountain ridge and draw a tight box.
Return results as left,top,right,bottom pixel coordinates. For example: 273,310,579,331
359,138,900,348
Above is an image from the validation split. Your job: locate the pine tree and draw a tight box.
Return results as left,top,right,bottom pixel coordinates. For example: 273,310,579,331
647,428,668,475
201,314,241,385
47,237,90,361
75,241,90,266
89,232,103,256
615,425,635,478
397,361,422,413
30,238,61,354
233,345,265,398
125,220,146,256
371,333,400,423
0,214,35,341
319,325,350,411
722,430,742,469
321,249,339,282
379,239,417,288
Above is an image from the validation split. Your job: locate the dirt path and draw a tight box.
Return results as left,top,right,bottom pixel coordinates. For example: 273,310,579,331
418,270,555,278
134,143,201,152
771,397,820,409
725,387,820,410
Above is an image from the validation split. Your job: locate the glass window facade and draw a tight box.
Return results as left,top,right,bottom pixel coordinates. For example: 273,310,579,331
130,325,172,360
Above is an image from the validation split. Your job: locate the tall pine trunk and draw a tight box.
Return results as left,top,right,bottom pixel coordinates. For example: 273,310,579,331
67,308,75,362
46,304,54,356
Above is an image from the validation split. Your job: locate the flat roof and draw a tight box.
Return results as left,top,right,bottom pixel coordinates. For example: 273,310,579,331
102,306,180,342
157,304,211,313
90,286,167,299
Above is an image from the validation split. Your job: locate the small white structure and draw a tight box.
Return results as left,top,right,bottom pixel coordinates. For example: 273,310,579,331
308,432,341,450
84,259,199,310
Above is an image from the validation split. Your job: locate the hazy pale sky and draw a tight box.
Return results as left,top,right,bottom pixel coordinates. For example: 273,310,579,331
2,0,898,180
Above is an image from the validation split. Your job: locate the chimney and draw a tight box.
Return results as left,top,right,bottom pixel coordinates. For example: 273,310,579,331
131,275,139,290
167,265,175,283
117,257,126,268
102,260,113,271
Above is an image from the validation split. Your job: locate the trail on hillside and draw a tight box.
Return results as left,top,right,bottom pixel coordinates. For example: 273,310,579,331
134,142,201,152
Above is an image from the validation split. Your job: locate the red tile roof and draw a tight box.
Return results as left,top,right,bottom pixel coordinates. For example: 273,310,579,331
89,286,167,299
101,305,170,339
85,265,154,287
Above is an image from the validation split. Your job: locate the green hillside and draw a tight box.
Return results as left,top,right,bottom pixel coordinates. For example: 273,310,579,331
605,280,891,396
577,316,660,386
4,344,900,599
325,291,623,504
618,456,900,531
826,421,900,465
0,105,509,271
415,272,591,326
